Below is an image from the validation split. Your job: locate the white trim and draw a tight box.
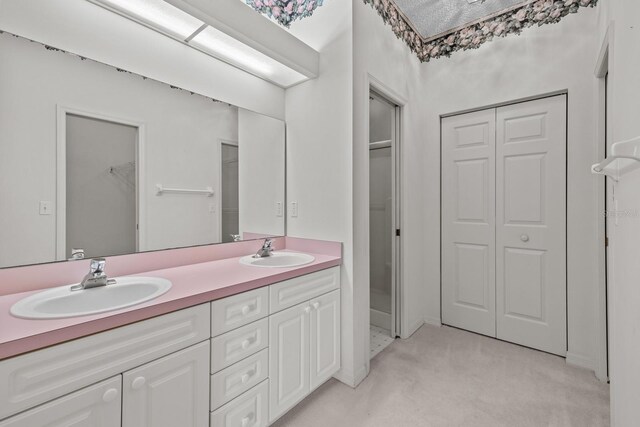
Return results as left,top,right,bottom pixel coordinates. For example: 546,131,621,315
592,24,614,383
217,139,239,243
55,105,146,259
424,316,442,327
566,352,596,372
370,307,391,330
402,318,426,339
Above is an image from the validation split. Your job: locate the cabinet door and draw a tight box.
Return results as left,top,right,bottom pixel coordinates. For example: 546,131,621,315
310,290,341,390
269,301,310,423
0,376,121,427
122,341,209,427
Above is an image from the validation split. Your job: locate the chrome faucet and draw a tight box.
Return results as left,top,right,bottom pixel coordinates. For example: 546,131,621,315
254,238,274,258
71,258,116,291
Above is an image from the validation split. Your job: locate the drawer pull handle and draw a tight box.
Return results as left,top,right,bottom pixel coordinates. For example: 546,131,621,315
131,376,146,390
241,304,255,316
241,412,255,427
312,302,320,310
241,337,255,350
102,388,119,403
520,234,530,242
241,369,256,384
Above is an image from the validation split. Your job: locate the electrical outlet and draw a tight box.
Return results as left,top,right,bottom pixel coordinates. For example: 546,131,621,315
276,201,283,217
291,201,298,218
209,203,216,214
39,201,52,215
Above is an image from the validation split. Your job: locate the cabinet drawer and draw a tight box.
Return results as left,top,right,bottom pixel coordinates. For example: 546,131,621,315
211,348,268,411
212,287,269,336
0,304,210,420
211,318,268,373
0,376,121,427
269,267,340,314
210,380,269,427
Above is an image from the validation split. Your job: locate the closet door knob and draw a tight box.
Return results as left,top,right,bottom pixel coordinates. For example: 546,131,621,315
304,306,311,314
311,302,320,310
520,234,530,242
131,376,146,390
102,388,119,403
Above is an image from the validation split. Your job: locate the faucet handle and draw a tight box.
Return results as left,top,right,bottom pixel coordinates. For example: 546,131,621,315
89,258,106,275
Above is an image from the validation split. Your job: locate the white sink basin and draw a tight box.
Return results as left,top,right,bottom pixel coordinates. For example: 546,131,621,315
239,252,315,268
10,277,172,319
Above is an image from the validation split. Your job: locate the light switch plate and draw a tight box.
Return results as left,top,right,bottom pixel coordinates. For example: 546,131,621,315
39,201,53,215
276,201,283,217
291,202,298,218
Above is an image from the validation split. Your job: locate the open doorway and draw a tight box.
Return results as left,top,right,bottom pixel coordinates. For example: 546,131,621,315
220,140,240,243
57,108,141,260
369,90,401,359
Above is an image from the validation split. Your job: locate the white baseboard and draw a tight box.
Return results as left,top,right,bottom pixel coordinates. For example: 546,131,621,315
334,364,368,388
401,318,425,339
424,316,442,327
566,352,596,372
370,308,391,330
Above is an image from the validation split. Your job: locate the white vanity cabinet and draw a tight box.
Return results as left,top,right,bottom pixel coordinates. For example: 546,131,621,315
0,304,210,423
269,287,341,424
0,376,122,427
210,266,341,427
122,341,210,427
0,265,341,427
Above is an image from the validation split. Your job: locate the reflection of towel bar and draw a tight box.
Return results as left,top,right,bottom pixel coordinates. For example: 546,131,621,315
156,184,214,197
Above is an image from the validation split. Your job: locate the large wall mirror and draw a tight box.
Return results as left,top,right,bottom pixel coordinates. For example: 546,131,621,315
0,31,286,269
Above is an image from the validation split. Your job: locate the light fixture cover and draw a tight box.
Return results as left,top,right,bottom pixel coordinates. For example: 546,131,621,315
189,25,307,87
244,0,324,28
95,0,204,40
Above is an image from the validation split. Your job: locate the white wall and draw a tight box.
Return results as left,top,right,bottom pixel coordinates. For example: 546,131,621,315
597,0,640,424
420,8,603,371
238,109,286,237
0,0,285,119
353,0,430,382
285,1,356,384
0,33,238,267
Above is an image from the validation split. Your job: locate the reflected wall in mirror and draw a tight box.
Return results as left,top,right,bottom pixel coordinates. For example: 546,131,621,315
0,32,285,269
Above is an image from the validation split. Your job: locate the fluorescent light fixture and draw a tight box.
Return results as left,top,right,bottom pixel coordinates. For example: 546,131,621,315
95,0,204,40
189,25,307,87
91,0,309,87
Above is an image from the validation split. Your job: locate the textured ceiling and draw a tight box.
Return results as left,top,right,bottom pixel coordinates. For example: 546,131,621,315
392,0,529,39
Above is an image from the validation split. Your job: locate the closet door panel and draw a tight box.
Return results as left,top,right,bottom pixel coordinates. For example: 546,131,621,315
496,95,567,356
441,109,497,337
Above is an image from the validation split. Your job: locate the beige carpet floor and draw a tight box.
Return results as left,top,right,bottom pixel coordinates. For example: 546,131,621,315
273,324,610,427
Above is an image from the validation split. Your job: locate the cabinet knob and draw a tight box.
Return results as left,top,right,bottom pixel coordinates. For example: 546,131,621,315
520,234,530,242
102,388,119,403
241,338,254,350
241,369,256,384
311,302,320,310
241,304,254,316
241,412,254,427
131,376,146,390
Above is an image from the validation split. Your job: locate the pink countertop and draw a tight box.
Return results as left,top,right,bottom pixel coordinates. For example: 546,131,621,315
0,243,341,360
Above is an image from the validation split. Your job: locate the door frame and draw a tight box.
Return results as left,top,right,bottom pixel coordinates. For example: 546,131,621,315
439,91,569,350
593,24,614,382
366,74,405,342
56,105,146,260
217,138,239,243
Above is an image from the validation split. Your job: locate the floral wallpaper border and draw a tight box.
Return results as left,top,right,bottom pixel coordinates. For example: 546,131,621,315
363,0,599,62
245,0,324,28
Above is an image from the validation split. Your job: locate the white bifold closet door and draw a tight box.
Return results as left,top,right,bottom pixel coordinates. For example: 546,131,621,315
442,95,567,356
